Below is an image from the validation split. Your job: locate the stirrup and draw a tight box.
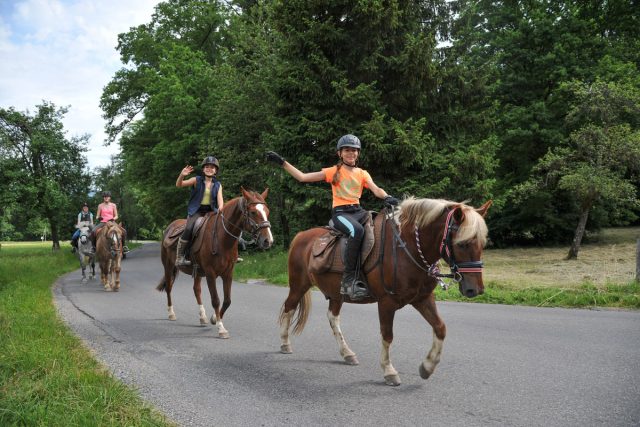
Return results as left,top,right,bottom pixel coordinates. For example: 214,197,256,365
122,245,130,254
340,277,369,301
176,256,192,266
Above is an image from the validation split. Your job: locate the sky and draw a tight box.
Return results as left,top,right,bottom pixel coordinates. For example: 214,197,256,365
0,0,161,169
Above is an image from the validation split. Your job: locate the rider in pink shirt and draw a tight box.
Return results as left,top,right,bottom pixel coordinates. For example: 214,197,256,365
90,191,129,253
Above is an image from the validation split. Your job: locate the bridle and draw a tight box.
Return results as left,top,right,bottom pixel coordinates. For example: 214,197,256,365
106,224,122,258
389,206,484,290
220,197,271,241
435,208,484,281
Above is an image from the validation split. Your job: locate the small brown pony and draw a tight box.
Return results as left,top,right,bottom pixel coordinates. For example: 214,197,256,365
95,221,125,291
157,188,273,338
279,197,492,386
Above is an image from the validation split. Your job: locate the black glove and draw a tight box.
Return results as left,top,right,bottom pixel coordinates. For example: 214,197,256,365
384,195,399,207
266,151,285,166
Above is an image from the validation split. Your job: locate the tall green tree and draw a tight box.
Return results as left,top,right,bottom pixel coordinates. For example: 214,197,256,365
522,80,640,259
263,0,497,245
454,0,640,243
0,102,91,248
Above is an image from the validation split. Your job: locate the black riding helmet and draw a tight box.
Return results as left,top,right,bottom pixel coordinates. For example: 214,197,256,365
336,134,361,151
201,155,220,171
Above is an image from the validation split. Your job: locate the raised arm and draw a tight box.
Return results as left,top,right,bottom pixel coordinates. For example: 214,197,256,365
266,151,325,183
176,165,197,188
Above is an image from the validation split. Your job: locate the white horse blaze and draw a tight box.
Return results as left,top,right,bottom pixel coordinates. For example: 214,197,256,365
255,204,274,243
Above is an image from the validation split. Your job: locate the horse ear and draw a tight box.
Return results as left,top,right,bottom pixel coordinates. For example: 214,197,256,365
476,200,493,217
453,206,466,224
240,186,248,198
261,188,269,200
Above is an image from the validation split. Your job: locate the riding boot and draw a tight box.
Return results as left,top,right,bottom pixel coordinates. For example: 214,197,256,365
88,233,96,254
340,238,368,301
176,238,191,266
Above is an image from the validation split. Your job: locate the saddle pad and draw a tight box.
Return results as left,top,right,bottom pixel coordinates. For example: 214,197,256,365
308,211,376,274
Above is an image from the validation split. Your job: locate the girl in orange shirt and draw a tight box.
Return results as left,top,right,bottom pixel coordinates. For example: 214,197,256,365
267,134,398,300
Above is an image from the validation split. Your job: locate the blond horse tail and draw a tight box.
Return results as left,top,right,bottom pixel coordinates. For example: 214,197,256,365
279,289,312,335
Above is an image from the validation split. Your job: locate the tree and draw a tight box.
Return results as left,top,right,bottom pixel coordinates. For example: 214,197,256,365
0,102,91,248
524,80,640,258
454,0,640,244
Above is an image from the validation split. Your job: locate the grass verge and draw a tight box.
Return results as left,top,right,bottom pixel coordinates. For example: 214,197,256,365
0,242,173,426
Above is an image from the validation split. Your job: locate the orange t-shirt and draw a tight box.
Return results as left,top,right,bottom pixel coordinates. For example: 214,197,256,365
322,165,371,207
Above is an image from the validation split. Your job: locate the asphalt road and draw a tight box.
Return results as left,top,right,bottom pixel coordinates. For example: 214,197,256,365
54,243,640,427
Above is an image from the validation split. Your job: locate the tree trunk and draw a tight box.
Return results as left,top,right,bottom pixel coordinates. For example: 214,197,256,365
567,207,590,260
636,239,640,283
49,218,60,251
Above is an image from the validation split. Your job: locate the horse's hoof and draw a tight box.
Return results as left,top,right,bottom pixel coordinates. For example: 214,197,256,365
384,374,402,386
218,332,230,339
200,318,207,325
344,355,359,365
280,344,292,354
210,316,217,325
168,314,177,321
113,287,119,292
419,364,432,380
104,287,112,292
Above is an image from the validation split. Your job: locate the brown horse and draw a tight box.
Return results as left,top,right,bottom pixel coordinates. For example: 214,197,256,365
95,221,125,291
279,197,491,386
157,188,273,338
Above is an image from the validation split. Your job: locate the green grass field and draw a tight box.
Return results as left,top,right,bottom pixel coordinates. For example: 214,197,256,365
0,242,173,427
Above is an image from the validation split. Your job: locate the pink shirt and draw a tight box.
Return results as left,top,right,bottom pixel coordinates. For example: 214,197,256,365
100,203,116,222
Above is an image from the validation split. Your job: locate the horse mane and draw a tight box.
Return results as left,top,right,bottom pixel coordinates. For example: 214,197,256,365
398,197,488,246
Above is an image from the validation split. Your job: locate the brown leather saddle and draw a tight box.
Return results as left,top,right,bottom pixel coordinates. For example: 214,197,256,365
308,211,381,275
162,212,217,257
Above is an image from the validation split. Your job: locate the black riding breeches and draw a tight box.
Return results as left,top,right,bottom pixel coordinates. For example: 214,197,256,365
181,205,213,241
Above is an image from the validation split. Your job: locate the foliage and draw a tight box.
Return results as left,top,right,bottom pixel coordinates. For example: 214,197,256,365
96,0,640,250
453,0,640,244
0,102,92,247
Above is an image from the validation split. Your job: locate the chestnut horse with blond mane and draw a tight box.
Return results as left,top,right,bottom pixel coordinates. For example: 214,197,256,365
279,197,491,386
95,221,125,291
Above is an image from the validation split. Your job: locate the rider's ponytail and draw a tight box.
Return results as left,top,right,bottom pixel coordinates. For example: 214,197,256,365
331,160,343,186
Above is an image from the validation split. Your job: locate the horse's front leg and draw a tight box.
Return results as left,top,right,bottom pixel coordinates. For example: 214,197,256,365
411,293,446,380
207,272,228,339
327,299,358,365
80,259,87,283
192,275,208,325
113,256,121,291
102,261,111,291
378,297,401,386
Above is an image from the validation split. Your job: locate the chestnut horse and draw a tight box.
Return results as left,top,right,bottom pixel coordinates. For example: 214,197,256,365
95,221,124,291
279,198,491,386
157,188,273,338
